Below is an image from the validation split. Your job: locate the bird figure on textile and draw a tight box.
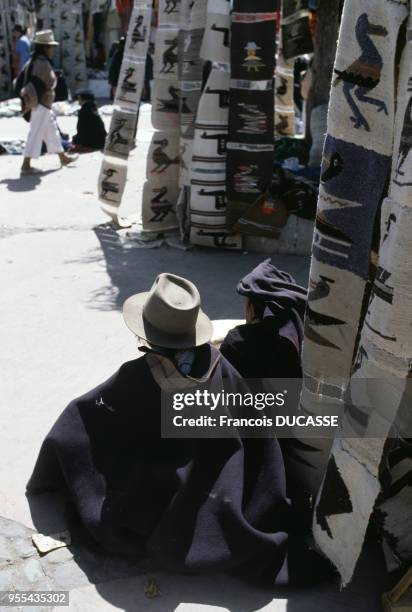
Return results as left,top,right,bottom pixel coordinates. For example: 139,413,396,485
151,139,179,174
157,85,179,113
109,119,129,147
101,168,119,200
161,37,178,74
333,13,388,132
130,15,146,48
276,75,288,98
120,67,137,93
150,187,173,222
165,0,179,15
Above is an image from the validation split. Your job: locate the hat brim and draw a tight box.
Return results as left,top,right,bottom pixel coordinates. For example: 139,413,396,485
123,293,213,349
35,40,59,45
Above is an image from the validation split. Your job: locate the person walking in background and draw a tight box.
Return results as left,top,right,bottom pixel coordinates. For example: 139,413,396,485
70,90,107,152
13,25,31,76
20,30,77,175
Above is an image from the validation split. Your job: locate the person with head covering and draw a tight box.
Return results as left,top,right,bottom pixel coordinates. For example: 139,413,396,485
20,30,77,175
70,90,107,153
27,273,305,584
13,25,31,75
220,259,307,380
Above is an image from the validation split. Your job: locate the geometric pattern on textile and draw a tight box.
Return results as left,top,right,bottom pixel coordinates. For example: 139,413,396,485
226,0,277,231
287,0,410,586
314,136,390,279
200,0,231,64
189,67,242,249
306,1,412,584
98,0,152,213
187,0,242,249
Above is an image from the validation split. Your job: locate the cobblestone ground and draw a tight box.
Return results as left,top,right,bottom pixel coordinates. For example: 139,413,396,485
0,515,153,612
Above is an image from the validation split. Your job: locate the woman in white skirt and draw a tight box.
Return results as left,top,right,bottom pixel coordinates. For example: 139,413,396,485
20,30,77,175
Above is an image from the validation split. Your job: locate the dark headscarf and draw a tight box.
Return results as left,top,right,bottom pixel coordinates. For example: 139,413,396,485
237,259,307,347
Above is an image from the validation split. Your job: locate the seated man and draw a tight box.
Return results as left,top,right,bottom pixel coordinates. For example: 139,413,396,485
220,259,307,379
27,273,297,583
70,90,107,152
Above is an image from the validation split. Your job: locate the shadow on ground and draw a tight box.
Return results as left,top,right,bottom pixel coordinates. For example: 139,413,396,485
69,224,311,317
80,538,396,612
0,168,61,192
25,492,395,612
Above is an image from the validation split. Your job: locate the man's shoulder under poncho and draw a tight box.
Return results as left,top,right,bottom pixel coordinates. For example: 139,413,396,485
27,347,292,580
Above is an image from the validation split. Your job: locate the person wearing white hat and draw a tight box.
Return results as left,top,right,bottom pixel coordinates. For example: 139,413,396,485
20,30,77,175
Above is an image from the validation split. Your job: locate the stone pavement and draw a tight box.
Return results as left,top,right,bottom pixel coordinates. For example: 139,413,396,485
0,105,394,611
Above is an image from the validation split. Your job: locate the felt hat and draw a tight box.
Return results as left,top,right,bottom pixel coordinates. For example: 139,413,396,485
123,273,213,349
33,30,59,46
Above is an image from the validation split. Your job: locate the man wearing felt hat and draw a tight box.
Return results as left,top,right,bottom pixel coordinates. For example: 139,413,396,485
26,273,303,585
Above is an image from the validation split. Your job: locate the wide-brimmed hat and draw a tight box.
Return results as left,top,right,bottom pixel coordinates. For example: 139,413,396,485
33,30,59,46
123,273,213,349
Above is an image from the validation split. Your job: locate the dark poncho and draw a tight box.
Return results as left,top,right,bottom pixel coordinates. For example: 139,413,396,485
221,260,307,379
27,345,294,582
72,101,107,149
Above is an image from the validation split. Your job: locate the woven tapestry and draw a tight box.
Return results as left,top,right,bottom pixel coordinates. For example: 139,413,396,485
226,0,277,231
141,0,207,234
285,0,410,586
175,0,207,238
200,0,230,65
188,0,241,249
141,0,181,232
37,0,88,94
0,0,17,100
98,0,152,216
189,66,242,249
